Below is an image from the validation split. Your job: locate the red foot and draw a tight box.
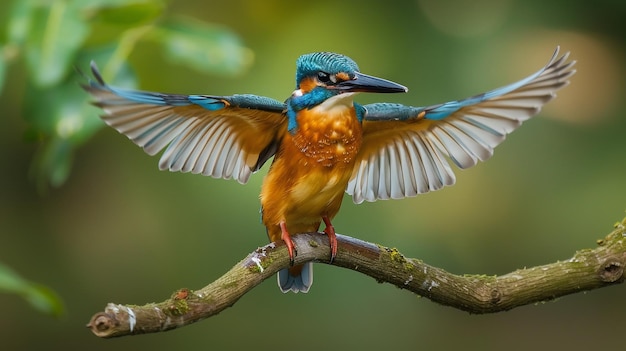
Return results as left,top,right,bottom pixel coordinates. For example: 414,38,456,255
322,216,338,263
280,221,296,266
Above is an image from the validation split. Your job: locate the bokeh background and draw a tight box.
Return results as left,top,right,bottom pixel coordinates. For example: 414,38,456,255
1,0,625,350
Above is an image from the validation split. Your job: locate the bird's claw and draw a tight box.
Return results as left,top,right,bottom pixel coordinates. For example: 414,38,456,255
323,216,338,263
280,218,337,265
280,221,296,266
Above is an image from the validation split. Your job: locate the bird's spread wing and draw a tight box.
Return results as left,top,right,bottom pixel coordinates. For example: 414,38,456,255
347,47,576,204
83,62,287,184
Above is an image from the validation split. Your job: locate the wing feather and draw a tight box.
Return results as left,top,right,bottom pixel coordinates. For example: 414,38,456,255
83,63,287,184
348,47,575,203
395,138,417,197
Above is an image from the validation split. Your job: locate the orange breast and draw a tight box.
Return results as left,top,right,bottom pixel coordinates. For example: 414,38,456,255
260,103,363,242
291,107,362,167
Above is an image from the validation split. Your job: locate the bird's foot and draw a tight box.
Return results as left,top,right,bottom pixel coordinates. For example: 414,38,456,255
322,216,338,263
280,221,296,266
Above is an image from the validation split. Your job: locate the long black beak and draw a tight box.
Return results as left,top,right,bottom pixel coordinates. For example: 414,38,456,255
334,72,408,93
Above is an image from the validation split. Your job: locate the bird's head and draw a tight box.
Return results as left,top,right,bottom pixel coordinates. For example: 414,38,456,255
291,52,407,108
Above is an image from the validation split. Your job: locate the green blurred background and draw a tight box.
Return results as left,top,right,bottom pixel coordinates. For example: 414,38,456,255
1,0,625,350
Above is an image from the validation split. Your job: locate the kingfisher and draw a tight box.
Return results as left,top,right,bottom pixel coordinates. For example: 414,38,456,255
84,47,575,293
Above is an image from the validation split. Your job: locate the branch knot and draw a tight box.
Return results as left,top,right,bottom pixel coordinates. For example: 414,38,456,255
598,258,624,283
87,312,120,335
490,288,502,304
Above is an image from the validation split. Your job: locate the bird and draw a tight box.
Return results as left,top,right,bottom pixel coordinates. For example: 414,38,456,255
83,47,575,293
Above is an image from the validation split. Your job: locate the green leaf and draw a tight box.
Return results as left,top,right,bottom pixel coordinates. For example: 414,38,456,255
25,79,108,187
0,262,64,317
24,1,90,87
24,78,101,142
89,0,165,26
26,46,138,187
0,262,27,291
6,0,36,46
24,79,94,187
82,0,165,47
151,16,253,75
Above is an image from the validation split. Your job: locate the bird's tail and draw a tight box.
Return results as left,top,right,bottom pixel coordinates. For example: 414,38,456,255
278,262,313,293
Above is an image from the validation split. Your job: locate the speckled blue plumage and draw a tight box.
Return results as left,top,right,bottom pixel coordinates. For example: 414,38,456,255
295,52,360,87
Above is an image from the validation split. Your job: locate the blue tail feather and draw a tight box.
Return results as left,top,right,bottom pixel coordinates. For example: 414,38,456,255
278,262,313,293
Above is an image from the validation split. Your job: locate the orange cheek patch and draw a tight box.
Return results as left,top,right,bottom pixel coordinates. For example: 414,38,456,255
335,72,350,82
299,77,318,93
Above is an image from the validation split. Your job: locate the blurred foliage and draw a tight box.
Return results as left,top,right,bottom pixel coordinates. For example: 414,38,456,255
1,0,252,316
0,262,64,317
1,0,251,189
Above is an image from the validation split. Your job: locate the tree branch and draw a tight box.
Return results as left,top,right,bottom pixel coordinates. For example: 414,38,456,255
87,218,626,338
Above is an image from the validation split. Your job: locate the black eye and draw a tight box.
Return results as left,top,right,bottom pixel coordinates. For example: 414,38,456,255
317,71,331,83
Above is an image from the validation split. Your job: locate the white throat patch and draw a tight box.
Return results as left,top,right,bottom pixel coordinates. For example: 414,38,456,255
316,92,357,113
